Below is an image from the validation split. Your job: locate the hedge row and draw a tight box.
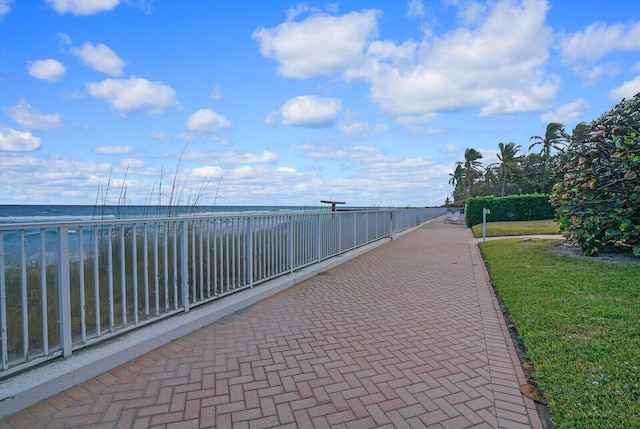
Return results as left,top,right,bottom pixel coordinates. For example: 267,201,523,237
465,194,553,227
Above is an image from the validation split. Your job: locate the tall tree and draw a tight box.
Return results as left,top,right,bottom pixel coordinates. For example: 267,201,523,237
529,122,569,178
517,153,547,194
448,163,466,203
494,142,522,196
462,148,483,197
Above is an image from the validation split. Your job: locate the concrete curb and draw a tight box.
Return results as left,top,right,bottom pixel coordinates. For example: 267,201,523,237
473,234,564,243
0,217,439,419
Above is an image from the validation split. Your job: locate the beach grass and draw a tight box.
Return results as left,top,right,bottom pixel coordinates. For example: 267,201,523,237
471,219,559,238
0,215,303,363
479,238,640,428
1,224,255,359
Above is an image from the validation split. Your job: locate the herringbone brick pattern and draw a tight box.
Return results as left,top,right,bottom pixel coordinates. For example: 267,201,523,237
0,221,542,428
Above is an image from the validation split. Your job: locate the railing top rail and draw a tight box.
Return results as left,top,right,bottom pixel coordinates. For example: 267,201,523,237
0,207,438,231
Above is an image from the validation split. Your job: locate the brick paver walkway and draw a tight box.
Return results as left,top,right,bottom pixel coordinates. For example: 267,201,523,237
1,220,542,428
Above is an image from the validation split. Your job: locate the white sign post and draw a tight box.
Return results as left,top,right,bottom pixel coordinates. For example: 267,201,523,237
482,208,490,242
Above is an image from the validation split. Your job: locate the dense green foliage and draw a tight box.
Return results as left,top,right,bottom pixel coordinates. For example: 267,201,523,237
480,238,640,428
465,194,554,227
551,93,640,256
449,151,564,206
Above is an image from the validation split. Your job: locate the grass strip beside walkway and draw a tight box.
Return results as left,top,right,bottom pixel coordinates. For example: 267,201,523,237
479,238,640,429
471,219,559,238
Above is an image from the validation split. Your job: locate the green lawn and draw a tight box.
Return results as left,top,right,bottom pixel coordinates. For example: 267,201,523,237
479,238,640,428
471,219,559,238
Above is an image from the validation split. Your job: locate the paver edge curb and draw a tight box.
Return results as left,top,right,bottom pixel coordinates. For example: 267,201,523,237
471,233,545,429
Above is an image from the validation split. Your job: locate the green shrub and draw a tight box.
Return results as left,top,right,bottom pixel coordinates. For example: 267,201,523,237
465,194,553,227
550,93,640,256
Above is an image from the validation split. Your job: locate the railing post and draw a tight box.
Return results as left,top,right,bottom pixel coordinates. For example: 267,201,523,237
120,226,127,326
0,232,8,370
57,227,72,358
365,212,369,243
316,214,321,262
288,215,294,273
107,226,114,332
181,220,190,312
353,213,357,248
337,212,342,254
246,218,253,287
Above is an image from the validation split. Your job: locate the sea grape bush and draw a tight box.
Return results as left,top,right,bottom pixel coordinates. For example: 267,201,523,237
550,93,640,256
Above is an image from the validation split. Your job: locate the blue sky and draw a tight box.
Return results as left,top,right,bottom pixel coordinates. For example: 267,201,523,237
1,0,639,208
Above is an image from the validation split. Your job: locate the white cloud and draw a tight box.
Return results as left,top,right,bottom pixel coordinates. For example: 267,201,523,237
61,89,84,101
440,145,460,158
120,157,144,168
291,142,348,160
264,110,278,126
276,166,297,174
0,0,14,19
0,128,42,151
559,21,640,65
5,99,64,131
293,142,434,170
46,0,120,15
258,0,556,119
186,109,232,133
455,1,488,26
222,150,277,164
191,165,224,178
285,3,309,21
86,76,179,114
27,59,66,82
94,145,134,155
339,120,369,140
0,154,115,202
57,32,72,44
73,42,125,75
153,109,234,143
287,142,452,206
0,144,450,206
395,113,441,135
280,96,342,127
405,0,424,18
183,149,277,165
228,165,257,180
608,76,640,102
148,131,170,141
373,123,389,133
582,65,607,86
363,0,556,117
540,98,590,124
253,9,379,79
210,87,223,100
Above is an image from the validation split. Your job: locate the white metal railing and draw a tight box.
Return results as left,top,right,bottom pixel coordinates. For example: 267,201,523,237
0,207,446,377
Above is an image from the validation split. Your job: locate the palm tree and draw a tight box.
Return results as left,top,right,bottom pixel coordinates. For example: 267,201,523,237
529,122,569,177
462,148,483,196
494,142,522,196
449,163,466,203
448,163,463,186
570,122,590,145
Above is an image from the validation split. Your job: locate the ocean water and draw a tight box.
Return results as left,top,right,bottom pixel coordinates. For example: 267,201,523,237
0,204,326,226
0,205,327,262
